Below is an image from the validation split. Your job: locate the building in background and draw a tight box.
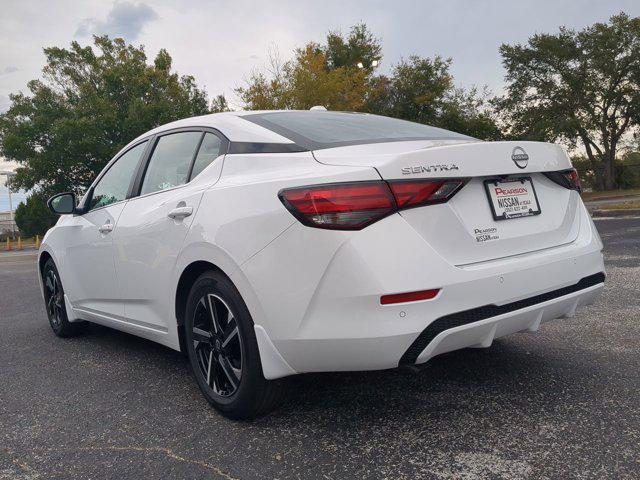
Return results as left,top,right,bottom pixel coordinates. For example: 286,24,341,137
0,210,17,235
1,158,26,236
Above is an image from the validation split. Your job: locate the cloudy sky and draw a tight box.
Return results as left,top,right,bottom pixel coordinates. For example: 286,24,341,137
2,0,639,112
0,0,639,209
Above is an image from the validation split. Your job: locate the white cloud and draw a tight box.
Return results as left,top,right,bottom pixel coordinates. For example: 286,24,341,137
0,66,18,75
75,1,158,41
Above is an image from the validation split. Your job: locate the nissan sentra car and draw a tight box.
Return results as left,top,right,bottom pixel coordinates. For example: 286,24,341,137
41,110,605,418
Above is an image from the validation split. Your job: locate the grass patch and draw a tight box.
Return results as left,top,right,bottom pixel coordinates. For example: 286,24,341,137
582,188,640,201
597,201,640,210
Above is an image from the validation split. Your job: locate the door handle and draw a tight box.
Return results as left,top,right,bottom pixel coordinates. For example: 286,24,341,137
167,206,193,220
98,222,114,234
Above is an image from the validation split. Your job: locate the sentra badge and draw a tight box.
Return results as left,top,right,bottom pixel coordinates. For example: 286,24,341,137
401,164,459,175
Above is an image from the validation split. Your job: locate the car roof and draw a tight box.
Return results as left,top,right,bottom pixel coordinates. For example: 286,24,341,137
125,110,474,157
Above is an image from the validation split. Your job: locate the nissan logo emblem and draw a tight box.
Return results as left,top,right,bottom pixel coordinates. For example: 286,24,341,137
511,147,529,169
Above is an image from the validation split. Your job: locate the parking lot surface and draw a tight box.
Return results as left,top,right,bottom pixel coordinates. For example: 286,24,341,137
1,217,639,479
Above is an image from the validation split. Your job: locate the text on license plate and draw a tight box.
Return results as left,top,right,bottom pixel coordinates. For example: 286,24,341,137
484,177,541,221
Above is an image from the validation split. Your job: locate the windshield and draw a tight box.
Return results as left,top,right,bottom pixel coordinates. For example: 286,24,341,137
242,111,473,150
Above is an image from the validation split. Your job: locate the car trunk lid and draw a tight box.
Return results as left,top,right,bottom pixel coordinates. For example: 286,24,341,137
314,140,581,265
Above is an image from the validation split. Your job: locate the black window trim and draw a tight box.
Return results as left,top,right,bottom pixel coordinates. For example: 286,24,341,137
79,126,230,214
227,142,308,154
186,132,207,182
130,126,230,199
79,138,153,214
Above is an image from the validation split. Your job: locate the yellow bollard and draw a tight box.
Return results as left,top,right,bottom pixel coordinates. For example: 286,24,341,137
35,235,41,249
17,236,23,250
5,238,11,251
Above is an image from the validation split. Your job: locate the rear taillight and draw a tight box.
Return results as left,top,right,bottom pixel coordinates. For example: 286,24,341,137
544,169,582,193
565,169,582,192
389,179,467,210
278,181,396,230
279,179,467,230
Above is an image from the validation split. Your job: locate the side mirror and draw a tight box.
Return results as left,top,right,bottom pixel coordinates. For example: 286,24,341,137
47,192,77,215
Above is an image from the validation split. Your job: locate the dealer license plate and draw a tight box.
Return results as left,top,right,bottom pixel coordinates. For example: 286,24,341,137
484,177,541,221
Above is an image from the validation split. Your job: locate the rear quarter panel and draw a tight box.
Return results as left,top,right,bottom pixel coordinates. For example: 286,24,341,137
175,151,380,325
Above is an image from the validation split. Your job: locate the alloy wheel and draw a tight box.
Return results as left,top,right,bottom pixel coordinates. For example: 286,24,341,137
44,269,63,328
192,293,243,397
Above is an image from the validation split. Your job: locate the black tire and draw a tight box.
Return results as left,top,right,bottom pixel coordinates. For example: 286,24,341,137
184,270,286,419
42,258,84,337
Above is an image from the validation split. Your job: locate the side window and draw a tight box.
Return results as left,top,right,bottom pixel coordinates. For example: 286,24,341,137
90,141,148,211
190,133,223,180
140,132,202,196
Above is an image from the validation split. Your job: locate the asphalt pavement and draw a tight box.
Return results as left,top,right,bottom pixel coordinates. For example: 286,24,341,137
1,217,639,479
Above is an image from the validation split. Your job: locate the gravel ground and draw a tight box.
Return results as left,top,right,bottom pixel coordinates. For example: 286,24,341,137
1,217,639,479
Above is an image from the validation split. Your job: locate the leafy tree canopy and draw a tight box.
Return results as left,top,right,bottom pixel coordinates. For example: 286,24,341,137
14,193,57,236
236,41,371,112
369,56,503,140
325,24,382,70
210,94,231,113
0,35,209,196
237,24,501,139
497,12,640,189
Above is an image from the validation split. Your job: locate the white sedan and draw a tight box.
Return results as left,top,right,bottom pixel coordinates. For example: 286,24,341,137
40,110,605,418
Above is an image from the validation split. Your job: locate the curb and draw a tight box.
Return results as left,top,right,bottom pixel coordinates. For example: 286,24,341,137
583,193,640,203
591,208,640,218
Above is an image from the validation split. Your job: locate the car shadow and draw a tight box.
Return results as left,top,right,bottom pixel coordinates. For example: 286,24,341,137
70,321,589,427
271,341,563,421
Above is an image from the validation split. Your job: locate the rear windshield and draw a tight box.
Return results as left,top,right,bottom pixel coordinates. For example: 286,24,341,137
242,111,473,150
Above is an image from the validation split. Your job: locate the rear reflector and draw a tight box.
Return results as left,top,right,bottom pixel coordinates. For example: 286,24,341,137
380,288,440,305
279,179,467,230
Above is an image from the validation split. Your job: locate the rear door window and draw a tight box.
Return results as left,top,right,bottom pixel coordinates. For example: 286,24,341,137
140,132,202,196
190,133,223,180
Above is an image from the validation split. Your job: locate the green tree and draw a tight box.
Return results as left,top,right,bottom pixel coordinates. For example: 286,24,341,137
236,42,371,112
0,36,209,196
366,56,452,123
237,24,501,140
210,94,231,113
324,23,382,70
366,56,502,139
497,12,640,190
13,193,57,236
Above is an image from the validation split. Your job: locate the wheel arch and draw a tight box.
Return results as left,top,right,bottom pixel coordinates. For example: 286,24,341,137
37,249,55,297
38,250,53,275
173,258,296,379
175,260,231,352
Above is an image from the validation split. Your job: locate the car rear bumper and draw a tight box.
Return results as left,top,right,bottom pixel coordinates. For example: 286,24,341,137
237,201,605,377
407,272,603,365
270,262,604,375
